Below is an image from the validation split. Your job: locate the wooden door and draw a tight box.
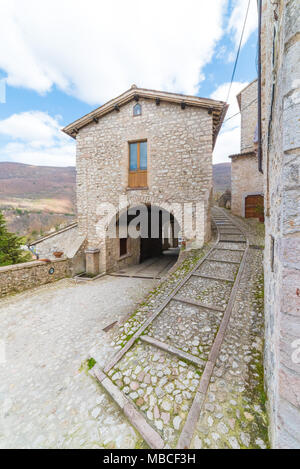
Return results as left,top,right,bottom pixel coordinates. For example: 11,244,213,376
245,195,264,221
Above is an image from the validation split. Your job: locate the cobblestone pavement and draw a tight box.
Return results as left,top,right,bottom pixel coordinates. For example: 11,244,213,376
0,210,268,449
0,275,157,448
95,209,269,449
190,246,267,449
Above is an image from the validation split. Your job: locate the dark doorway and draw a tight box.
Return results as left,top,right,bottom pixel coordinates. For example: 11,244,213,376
140,206,163,262
117,204,180,264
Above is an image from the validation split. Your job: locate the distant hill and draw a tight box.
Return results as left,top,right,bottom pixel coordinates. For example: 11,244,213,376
0,162,76,239
0,161,231,238
213,163,231,192
0,162,76,202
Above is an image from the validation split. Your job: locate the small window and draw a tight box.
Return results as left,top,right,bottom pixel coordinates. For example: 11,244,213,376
133,103,141,116
120,238,127,257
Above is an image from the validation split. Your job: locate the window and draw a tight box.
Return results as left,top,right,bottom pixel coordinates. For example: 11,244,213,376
128,141,147,188
133,103,141,116
120,238,127,257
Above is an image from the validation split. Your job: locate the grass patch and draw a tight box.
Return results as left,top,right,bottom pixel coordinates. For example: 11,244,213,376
87,357,96,370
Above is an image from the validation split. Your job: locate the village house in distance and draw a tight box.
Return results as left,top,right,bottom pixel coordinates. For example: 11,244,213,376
62,86,227,275
229,79,264,221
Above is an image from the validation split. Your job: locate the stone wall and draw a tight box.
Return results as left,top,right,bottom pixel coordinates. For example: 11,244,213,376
261,0,300,448
76,97,213,273
239,80,258,153
231,153,264,217
0,259,71,298
105,236,140,273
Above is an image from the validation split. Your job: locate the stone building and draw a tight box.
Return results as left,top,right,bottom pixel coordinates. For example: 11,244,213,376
62,86,227,275
260,0,300,448
229,79,264,220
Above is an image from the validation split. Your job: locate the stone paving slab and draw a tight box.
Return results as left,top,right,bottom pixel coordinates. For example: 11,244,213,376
111,252,178,279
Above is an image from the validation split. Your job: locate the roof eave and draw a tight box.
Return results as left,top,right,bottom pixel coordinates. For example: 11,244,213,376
228,150,257,159
62,87,226,140
212,103,229,150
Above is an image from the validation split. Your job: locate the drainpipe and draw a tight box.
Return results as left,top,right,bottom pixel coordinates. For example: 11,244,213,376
257,0,263,174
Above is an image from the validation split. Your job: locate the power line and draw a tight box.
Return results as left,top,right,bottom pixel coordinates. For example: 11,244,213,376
225,0,251,104
223,97,258,124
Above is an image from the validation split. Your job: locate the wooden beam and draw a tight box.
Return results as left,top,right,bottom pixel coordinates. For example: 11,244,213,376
192,272,234,282
140,335,205,368
173,295,225,312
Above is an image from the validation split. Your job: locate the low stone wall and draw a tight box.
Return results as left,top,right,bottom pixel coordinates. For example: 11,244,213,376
0,259,71,298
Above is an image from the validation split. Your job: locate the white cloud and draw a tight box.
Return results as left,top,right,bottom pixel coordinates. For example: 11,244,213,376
228,0,258,48
0,111,75,166
0,0,228,104
213,126,241,164
211,81,249,163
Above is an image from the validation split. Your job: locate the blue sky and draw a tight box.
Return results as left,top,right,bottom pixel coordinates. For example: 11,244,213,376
0,0,258,166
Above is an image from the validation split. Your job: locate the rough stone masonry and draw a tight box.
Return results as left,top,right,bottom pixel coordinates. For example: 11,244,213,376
261,0,300,449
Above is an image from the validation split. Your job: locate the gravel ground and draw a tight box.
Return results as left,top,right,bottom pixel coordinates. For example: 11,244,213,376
0,275,156,448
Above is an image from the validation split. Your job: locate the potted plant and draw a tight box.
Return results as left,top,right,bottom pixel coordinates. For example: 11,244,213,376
53,251,63,258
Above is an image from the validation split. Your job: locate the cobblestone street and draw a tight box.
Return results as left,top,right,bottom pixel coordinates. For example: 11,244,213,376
94,210,269,448
0,211,268,449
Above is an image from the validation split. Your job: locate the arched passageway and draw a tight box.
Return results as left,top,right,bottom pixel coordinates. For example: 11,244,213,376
108,204,181,278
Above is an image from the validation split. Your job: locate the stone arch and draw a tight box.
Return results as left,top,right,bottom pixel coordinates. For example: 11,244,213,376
105,201,181,272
